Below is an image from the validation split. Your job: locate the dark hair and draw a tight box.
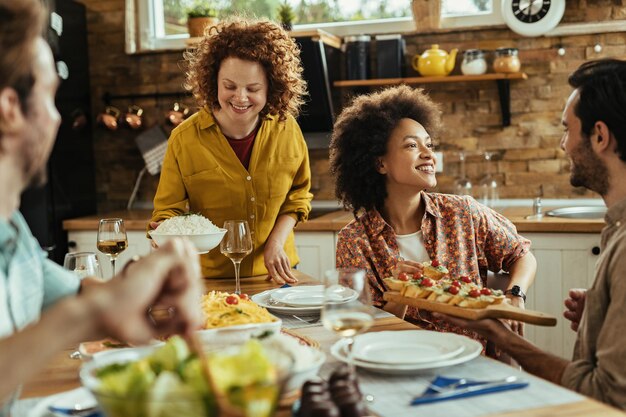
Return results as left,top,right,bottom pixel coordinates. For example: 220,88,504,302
0,0,44,118
329,85,442,212
183,17,306,121
568,59,626,162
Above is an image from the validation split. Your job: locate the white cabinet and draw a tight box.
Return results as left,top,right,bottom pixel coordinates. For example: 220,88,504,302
523,232,601,359
67,230,152,279
294,231,336,280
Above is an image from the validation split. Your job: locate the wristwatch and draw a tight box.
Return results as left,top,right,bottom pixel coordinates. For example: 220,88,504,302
504,285,526,302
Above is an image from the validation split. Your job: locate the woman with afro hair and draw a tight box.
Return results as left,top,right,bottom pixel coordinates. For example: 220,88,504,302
151,17,312,284
330,85,536,349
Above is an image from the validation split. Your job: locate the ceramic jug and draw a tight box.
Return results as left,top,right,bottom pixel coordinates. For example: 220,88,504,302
412,44,458,76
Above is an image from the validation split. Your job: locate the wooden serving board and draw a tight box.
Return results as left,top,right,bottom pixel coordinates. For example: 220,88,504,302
383,292,557,326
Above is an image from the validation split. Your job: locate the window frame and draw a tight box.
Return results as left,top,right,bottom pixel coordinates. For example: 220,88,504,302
127,0,504,53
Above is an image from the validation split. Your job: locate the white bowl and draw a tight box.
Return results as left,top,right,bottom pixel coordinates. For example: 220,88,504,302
283,348,326,395
149,228,227,254
196,319,283,347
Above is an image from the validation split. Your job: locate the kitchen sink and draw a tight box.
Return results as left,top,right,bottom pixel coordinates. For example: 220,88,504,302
545,206,607,219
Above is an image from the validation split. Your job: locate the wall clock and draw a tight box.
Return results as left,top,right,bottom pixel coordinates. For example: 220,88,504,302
501,0,565,37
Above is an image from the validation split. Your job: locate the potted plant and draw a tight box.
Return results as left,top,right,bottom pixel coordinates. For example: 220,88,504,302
277,0,296,31
187,2,218,38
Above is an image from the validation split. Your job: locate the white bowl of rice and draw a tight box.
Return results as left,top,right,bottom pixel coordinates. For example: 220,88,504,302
149,214,227,254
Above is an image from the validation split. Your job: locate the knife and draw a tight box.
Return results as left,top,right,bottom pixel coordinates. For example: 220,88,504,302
410,379,529,405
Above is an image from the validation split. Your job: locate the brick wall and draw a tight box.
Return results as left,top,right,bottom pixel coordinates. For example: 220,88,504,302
77,0,625,210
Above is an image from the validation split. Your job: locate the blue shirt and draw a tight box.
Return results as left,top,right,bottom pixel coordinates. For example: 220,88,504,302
0,211,80,414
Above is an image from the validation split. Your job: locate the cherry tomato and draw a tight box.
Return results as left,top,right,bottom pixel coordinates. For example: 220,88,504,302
447,285,460,295
239,293,249,300
469,289,481,298
451,280,461,287
461,275,472,284
431,259,440,267
421,278,433,287
413,271,423,280
225,295,239,305
480,288,492,296
398,272,410,281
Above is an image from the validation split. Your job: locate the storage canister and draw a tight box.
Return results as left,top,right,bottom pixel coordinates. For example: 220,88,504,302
375,34,405,78
461,49,487,75
344,35,371,80
493,47,521,74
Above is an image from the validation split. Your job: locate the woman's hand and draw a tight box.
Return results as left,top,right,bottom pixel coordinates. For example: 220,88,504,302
149,221,162,249
563,288,586,331
392,260,424,279
263,239,297,285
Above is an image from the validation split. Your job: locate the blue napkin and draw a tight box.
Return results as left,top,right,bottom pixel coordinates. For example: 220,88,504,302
410,375,529,405
280,283,292,288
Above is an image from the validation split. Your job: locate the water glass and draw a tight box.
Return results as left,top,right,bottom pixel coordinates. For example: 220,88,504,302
63,252,104,280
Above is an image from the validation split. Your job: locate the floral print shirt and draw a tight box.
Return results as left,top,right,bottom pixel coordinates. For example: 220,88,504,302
336,193,531,340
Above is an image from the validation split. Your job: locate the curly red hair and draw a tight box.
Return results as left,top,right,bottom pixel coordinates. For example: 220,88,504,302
183,17,306,121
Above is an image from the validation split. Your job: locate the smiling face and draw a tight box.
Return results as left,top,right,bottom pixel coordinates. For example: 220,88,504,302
560,89,609,195
377,118,437,192
214,57,268,135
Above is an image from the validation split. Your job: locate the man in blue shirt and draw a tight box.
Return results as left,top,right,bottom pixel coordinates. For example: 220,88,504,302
0,1,203,413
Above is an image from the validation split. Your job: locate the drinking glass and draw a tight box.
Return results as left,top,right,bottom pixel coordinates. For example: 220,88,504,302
63,252,103,280
478,151,499,208
96,218,128,278
454,151,473,196
220,220,253,295
322,268,375,372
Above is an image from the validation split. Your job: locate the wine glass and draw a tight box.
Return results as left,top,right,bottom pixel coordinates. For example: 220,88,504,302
97,218,128,278
478,151,499,208
454,151,473,196
220,220,253,295
322,268,375,372
63,252,104,280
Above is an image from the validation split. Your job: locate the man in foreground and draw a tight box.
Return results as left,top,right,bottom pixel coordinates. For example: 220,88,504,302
438,58,626,410
0,1,203,413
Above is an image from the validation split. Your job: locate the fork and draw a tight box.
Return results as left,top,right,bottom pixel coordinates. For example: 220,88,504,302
427,375,518,393
291,314,320,325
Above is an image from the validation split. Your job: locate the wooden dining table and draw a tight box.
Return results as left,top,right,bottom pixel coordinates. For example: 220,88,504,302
20,271,625,417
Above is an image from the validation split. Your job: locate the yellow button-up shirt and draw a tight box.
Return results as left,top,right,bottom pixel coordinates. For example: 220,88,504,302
152,108,312,278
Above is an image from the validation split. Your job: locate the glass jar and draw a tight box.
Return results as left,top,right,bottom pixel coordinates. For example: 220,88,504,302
461,49,487,75
493,47,521,74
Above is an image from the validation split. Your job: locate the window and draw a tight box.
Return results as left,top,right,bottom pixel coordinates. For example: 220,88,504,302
127,0,502,53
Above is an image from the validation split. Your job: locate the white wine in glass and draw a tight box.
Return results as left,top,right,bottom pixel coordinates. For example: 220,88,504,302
322,268,375,371
97,218,128,278
220,220,253,295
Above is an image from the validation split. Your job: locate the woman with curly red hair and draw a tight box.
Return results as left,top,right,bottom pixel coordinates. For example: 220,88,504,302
151,18,312,284
330,85,536,350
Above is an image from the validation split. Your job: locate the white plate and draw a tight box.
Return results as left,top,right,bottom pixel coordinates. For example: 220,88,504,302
270,285,357,307
330,331,482,375
251,289,322,315
352,331,465,365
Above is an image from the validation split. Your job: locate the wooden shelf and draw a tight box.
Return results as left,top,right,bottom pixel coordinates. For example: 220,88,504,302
333,73,528,127
333,72,527,87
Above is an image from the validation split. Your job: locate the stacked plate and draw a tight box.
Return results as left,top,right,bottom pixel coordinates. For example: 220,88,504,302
251,285,356,315
330,330,482,375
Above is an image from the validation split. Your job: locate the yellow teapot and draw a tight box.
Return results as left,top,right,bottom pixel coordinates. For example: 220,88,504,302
412,44,458,76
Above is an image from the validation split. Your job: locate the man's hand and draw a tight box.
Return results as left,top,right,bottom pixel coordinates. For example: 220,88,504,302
563,288,586,331
85,238,203,344
432,312,511,340
263,239,297,285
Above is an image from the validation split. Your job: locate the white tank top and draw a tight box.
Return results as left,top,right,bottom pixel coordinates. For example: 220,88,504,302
396,230,429,262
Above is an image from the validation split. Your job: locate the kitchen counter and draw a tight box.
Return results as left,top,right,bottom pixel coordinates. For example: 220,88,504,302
64,206,605,234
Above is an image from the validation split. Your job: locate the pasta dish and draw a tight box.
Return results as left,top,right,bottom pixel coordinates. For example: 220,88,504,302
201,291,277,329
